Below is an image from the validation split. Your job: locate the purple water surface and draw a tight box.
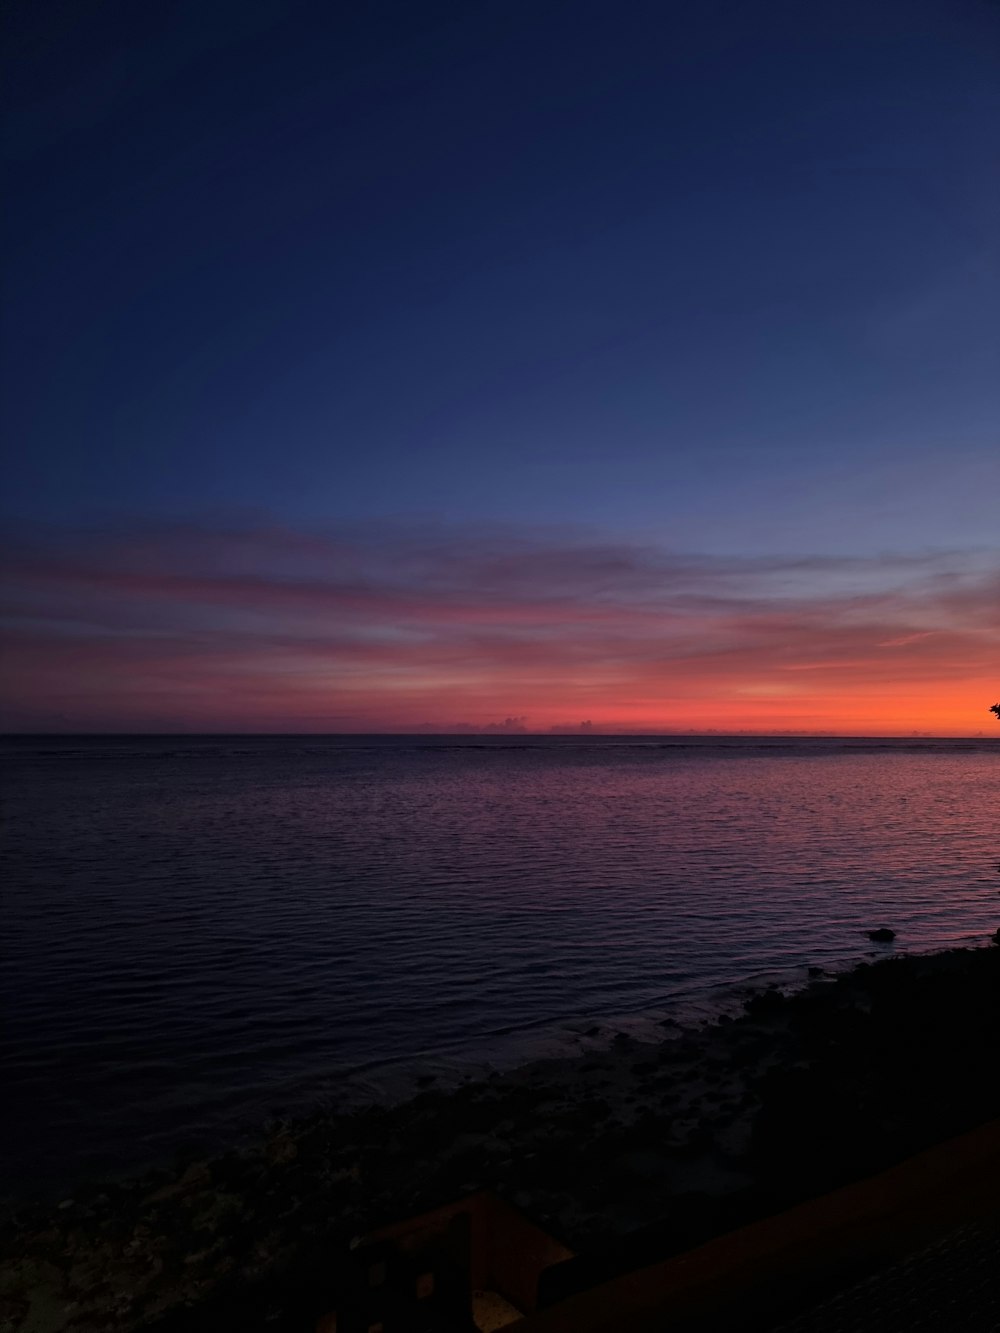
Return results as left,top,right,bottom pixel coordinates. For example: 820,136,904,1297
2,734,998,1201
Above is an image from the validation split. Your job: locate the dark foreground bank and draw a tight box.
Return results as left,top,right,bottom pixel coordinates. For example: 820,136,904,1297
2,943,999,1332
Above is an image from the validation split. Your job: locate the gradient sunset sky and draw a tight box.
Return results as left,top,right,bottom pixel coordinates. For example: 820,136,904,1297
2,0,998,733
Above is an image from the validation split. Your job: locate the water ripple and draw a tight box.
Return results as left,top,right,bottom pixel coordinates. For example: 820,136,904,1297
1,734,998,1198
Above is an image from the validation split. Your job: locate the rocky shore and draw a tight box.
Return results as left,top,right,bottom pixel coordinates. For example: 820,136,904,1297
2,943,999,1332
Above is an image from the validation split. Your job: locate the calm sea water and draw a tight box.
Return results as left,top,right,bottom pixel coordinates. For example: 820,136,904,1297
2,734,998,1201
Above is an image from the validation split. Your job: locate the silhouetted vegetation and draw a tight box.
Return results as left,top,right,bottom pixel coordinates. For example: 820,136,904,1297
990,703,1000,721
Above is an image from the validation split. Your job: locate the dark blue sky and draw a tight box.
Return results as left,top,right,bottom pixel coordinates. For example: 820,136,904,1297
2,0,998,556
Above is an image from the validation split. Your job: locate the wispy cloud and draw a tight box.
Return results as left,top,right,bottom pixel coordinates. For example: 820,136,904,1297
1,519,996,732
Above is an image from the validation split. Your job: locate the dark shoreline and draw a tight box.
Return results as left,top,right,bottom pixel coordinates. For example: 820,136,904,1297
2,942,999,1331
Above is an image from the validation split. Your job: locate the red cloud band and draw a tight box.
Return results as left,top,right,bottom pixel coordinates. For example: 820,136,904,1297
1,521,997,733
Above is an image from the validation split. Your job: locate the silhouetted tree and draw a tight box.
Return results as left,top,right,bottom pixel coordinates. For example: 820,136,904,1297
991,703,1000,722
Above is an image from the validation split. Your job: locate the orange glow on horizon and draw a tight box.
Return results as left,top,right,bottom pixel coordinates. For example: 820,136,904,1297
1,524,997,736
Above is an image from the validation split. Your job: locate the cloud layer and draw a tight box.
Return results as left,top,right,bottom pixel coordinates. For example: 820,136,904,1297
1,519,997,732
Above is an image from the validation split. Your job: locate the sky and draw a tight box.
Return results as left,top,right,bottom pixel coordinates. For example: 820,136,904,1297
1,0,998,733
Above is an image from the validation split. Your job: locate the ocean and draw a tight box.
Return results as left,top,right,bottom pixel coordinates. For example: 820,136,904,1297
2,733,998,1203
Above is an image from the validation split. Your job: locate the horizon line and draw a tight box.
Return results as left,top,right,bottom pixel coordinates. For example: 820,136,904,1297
2,730,996,740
